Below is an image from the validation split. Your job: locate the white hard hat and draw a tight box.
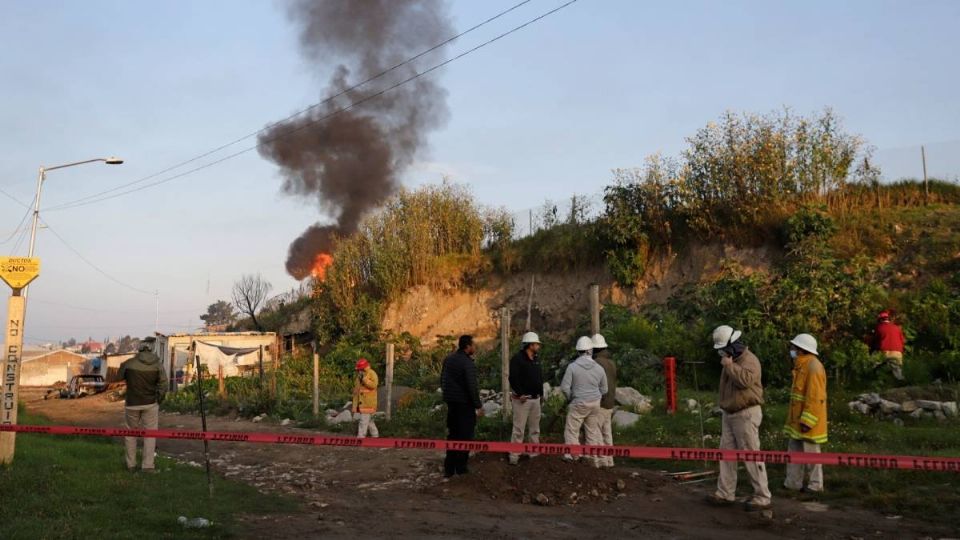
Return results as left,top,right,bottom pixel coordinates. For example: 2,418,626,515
575,336,594,352
790,334,818,355
521,332,541,344
591,334,608,349
712,325,742,349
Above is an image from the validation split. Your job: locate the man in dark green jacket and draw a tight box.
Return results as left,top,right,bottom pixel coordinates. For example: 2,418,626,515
119,337,167,472
592,334,618,467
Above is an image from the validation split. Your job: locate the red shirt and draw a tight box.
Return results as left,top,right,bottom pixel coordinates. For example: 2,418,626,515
873,321,905,353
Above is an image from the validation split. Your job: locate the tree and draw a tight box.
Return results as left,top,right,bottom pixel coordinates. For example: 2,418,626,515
118,335,139,353
232,273,272,331
104,342,117,355
200,300,237,329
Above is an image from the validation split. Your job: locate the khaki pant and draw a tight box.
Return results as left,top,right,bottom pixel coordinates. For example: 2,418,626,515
784,439,823,492
509,397,542,463
124,403,159,470
716,406,771,505
563,400,603,464
597,407,614,467
357,413,379,438
883,351,904,381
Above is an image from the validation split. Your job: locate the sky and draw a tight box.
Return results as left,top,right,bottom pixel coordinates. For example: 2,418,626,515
1,0,958,343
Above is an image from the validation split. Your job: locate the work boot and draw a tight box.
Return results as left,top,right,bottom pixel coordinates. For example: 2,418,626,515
704,494,735,506
744,498,772,511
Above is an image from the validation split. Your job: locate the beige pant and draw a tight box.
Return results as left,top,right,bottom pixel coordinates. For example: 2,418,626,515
597,407,614,467
124,403,159,470
509,397,542,463
357,413,379,438
716,406,771,505
883,351,904,380
784,439,823,491
563,400,603,463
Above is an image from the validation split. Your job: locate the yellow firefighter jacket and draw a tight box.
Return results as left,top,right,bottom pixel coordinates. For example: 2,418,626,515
353,367,379,414
784,353,828,444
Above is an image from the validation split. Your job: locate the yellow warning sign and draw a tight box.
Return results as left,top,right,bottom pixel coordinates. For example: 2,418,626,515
0,257,40,290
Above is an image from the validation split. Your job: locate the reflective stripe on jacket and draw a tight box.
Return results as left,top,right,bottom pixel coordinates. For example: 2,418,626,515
784,353,828,444
353,367,378,414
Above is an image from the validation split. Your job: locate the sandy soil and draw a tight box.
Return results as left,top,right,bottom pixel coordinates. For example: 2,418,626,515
20,388,957,539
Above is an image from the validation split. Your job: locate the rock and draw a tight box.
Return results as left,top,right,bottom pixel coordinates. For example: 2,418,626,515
892,418,904,427
432,404,444,412
760,509,775,520
879,399,902,414
612,410,641,428
901,401,919,413
542,383,551,397
848,402,872,415
710,406,723,418
915,400,942,412
482,401,501,417
615,387,649,408
535,493,550,506
685,398,699,411
635,400,654,415
934,410,946,421
325,409,339,417
909,409,924,419
942,402,958,417
436,387,442,394
252,415,265,423
373,411,386,419
342,401,353,411
280,418,292,426
615,479,626,492
858,393,881,406
479,389,495,399
330,410,354,424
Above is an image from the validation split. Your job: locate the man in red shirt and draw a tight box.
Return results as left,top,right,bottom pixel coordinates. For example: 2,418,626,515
871,311,906,381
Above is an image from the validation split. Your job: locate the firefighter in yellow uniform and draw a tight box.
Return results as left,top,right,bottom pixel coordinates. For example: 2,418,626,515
353,358,379,438
783,334,827,492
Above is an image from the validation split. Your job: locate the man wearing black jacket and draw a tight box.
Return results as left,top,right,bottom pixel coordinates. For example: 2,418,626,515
441,335,483,477
508,332,543,465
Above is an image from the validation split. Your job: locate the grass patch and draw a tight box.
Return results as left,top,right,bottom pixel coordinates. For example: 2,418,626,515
0,410,296,539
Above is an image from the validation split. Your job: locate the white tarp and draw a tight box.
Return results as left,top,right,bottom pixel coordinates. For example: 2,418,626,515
195,340,261,376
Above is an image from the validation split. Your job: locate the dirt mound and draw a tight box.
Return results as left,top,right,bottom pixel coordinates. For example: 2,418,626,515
425,454,663,507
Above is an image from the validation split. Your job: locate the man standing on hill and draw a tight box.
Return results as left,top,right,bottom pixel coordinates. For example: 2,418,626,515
508,332,543,465
118,336,167,473
871,311,906,381
441,335,483,477
706,325,772,511
592,333,618,468
784,334,827,493
560,336,607,465
353,358,379,438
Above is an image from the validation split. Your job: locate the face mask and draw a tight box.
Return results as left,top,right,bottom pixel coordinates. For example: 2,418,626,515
717,350,728,358
789,350,798,359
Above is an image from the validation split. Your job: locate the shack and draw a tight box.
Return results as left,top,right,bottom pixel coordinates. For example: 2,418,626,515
20,349,88,386
155,331,278,391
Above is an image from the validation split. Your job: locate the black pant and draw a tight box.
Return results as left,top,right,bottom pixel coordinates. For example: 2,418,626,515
444,402,477,476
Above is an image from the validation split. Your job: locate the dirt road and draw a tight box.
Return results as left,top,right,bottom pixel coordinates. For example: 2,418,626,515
21,388,957,539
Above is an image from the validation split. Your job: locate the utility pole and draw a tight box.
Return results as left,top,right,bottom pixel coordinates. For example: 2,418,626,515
589,284,600,336
154,290,160,333
500,307,511,420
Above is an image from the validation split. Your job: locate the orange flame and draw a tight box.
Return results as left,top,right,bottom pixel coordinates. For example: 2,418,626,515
310,253,334,281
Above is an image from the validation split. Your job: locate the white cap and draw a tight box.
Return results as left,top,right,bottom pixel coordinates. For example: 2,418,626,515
790,334,818,356
575,335,594,352
591,334,608,349
712,325,742,349
521,332,541,344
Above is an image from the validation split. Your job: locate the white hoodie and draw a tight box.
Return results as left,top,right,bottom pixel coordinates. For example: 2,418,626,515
560,353,608,404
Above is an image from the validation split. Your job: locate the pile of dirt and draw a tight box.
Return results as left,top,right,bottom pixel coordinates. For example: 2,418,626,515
426,454,663,507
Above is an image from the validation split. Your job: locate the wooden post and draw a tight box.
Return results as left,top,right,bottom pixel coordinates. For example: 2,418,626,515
922,145,929,204
312,343,319,418
500,307,511,420
271,340,278,400
589,284,600,336
385,343,395,421
0,293,26,464
258,345,264,389
169,348,176,393
193,342,214,497
217,364,225,398
525,275,535,332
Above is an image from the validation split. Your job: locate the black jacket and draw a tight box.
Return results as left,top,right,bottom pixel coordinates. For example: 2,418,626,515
119,351,167,406
594,349,618,409
509,349,543,398
441,350,481,408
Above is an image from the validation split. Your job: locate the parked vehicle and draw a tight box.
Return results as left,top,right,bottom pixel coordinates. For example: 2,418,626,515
59,375,107,399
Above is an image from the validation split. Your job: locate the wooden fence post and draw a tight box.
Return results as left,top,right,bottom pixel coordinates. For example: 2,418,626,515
385,343,395,421
589,284,600,336
500,307,511,420
312,342,320,418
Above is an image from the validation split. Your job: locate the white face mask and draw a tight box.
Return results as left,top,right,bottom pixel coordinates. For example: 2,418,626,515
717,350,728,358
789,350,798,359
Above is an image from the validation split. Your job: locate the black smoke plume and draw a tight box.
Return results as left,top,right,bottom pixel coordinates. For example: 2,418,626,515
259,0,452,279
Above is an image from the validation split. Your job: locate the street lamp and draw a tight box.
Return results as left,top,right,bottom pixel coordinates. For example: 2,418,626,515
27,157,124,258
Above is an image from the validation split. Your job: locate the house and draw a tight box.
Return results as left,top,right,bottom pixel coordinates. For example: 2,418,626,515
80,340,104,354
155,331,278,391
279,305,315,355
101,352,136,383
20,350,88,387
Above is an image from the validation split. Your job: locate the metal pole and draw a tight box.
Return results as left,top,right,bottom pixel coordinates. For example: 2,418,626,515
193,343,214,497
589,284,600,336
27,168,45,259
922,145,929,204
385,343,395,421
500,308,511,420
154,291,159,333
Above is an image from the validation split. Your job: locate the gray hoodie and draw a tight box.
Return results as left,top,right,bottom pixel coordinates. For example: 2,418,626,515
560,353,608,404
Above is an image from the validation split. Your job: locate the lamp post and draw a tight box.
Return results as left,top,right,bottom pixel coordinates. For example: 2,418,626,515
0,156,122,464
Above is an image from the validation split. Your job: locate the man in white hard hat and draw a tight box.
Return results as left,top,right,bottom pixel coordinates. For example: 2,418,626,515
592,334,618,467
507,331,544,465
706,325,772,511
784,333,827,493
560,336,607,464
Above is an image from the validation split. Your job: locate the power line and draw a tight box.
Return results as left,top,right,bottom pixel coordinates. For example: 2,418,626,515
44,0,581,212
43,0,535,211
0,185,30,209
38,217,155,296
0,206,33,245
